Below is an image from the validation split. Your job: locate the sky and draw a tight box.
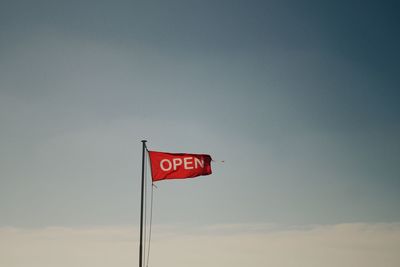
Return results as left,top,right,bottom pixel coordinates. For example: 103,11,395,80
1,0,399,266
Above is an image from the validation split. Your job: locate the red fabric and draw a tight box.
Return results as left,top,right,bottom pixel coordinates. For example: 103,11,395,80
148,151,212,182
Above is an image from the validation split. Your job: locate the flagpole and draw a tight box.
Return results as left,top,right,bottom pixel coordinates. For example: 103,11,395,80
139,140,147,267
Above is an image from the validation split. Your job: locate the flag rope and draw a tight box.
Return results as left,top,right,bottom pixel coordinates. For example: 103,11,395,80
143,148,147,267
146,183,155,267
144,146,155,267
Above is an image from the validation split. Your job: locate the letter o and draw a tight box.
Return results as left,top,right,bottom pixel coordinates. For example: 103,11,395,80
160,159,172,171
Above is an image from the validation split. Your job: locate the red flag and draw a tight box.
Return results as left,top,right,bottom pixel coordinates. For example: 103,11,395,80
148,151,212,182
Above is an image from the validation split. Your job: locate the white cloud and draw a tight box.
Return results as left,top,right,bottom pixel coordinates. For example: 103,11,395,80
1,223,399,267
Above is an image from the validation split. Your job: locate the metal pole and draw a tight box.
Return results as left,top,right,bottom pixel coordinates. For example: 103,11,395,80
139,140,147,267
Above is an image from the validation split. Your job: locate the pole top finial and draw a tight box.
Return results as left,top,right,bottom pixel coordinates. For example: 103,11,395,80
141,140,147,143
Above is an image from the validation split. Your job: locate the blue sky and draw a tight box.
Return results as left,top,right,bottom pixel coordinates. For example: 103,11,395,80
1,0,399,229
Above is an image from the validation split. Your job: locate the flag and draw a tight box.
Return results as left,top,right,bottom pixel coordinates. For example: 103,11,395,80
148,151,212,182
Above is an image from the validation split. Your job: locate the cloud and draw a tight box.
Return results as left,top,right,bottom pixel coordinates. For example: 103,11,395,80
1,223,399,267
